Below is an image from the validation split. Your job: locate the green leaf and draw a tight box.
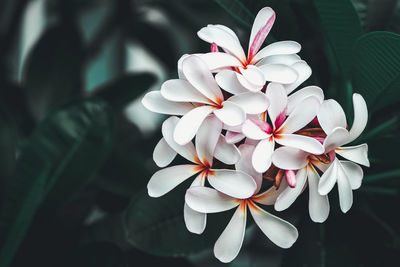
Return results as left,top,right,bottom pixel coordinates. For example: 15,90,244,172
352,31,400,111
92,73,156,111
0,99,112,266
23,22,84,121
213,0,254,28
124,186,230,256
314,0,363,80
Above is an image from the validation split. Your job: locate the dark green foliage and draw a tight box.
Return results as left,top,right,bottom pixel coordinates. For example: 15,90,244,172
0,0,398,266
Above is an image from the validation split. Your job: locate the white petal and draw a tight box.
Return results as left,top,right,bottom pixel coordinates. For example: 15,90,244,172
225,131,246,144
340,160,363,190
242,119,271,140
276,134,324,154
228,92,269,114
162,116,199,163
318,158,339,195
256,54,301,67
197,25,246,61
307,165,330,223
208,169,257,199
161,79,210,104
336,144,369,167
239,65,266,88
214,205,246,263
214,101,246,126
236,72,263,92
284,61,312,94
272,146,309,170
287,86,324,114
275,168,307,211
147,165,199,197
174,106,214,145
348,94,368,143
185,186,238,213
323,127,350,152
265,83,288,128
153,137,177,167
252,182,288,205
198,52,242,71
196,115,223,166
213,24,240,42
215,70,248,95
248,7,275,60
184,174,207,234
249,204,298,248
253,41,302,62
318,99,347,135
142,91,193,115
236,144,262,193
214,135,241,165
184,203,207,234
252,138,275,173
259,64,298,84
336,161,353,213
182,56,223,103
279,96,320,134
177,54,190,79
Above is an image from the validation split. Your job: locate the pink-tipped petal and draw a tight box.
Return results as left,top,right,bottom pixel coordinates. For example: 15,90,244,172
285,170,297,188
211,42,219,52
242,119,271,140
248,7,276,61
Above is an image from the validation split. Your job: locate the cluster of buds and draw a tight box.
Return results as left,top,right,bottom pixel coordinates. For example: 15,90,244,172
142,7,369,263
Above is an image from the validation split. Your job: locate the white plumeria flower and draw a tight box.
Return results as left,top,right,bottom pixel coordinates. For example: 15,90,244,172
316,94,370,213
197,7,312,93
159,55,269,145
242,83,324,173
185,145,296,263
272,146,331,222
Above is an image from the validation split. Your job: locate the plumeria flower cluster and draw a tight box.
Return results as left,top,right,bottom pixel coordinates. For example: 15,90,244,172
141,7,369,263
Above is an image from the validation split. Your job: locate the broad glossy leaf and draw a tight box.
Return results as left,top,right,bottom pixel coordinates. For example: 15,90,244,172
314,0,363,79
23,22,84,121
124,186,231,256
352,31,400,111
0,99,112,266
92,72,156,111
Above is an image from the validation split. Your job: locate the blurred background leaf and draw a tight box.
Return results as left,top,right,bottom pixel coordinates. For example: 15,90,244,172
0,0,398,266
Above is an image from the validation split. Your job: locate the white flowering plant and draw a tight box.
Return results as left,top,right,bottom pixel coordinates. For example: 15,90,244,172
141,6,374,263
